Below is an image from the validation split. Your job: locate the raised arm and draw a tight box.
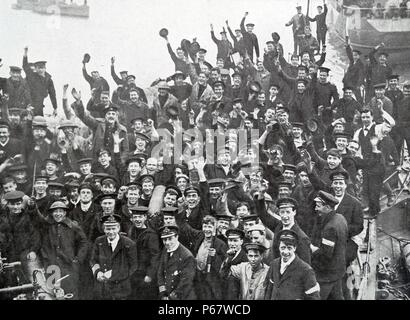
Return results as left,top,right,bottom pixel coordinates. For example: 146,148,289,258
70,89,99,131
254,194,280,232
210,24,219,45
110,57,123,85
82,63,93,84
254,35,260,58
22,47,34,79
47,77,58,111
240,13,247,33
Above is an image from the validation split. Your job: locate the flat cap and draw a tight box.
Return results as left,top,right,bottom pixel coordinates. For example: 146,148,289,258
226,228,245,239
314,190,339,207
4,190,25,201
276,197,298,209
244,242,266,253
159,225,179,238
101,214,122,225
161,206,178,216
277,229,299,246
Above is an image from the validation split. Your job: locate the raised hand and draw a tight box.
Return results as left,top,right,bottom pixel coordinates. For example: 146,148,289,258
111,56,115,65
113,130,124,145
71,88,81,101
194,156,206,171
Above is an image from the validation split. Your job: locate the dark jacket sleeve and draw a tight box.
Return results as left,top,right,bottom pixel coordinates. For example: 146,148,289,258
172,254,196,299
349,200,364,238
126,240,139,277
315,52,326,66
255,197,280,232
211,31,219,45
47,77,58,110
82,66,93,85
146,232,161,280
297,234,312,265
254,35,260,58
111,65,122,86
74,225,89,264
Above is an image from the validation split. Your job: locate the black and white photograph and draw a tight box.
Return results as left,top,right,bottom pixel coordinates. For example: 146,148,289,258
0,0,410,305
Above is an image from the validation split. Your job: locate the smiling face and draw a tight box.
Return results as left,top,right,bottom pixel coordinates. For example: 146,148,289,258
299,171,311,187
278,206,296,227
319,71,328,83
236,204,249,218
163,192,177,207
217,220,230,236
343,89,353,100
331,178,347,197
7,200,23,214
34,180,47,195
132,119,144,132
45,161,58,176
104,224,120,241
128,161,141,177
100,94,110,105
327,155,341,169
297,82,306,94
135,137,147,151
131,213,147,229
79,163,92,175
279,241,296,263
361,111,373,127
198,73,207,86
283,170,296,184
0,127,10,144
388,78,398,89
162,234,179,251
52,208,66,223
3,181,17,193
202,222,215,239
217,151,231,166
142,180,154,196
98,152,111,167
292,126,303,138
335,137,348,151
185,192,200,209
127,188,140,205
130,90,140,103
209,185,222,199
176,48,185,60
105,111,118,125
176,177,188,192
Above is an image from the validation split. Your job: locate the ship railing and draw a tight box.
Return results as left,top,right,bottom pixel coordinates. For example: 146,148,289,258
341,4,410,19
